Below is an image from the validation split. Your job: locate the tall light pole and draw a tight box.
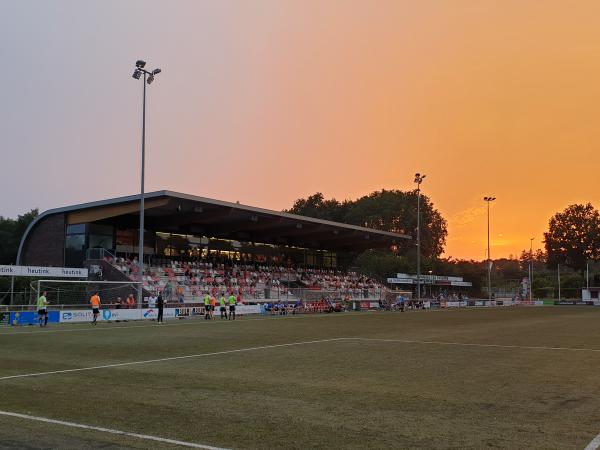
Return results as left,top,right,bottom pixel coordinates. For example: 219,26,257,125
529,237,534,301
586,260,590,291
132,60,161,308
483,196,496,302
558,263,561,301
414,173,426,302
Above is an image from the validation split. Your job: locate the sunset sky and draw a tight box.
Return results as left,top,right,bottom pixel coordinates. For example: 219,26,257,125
1,0,599,260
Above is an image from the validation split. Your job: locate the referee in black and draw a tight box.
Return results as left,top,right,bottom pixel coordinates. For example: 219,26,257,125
156,292,164,324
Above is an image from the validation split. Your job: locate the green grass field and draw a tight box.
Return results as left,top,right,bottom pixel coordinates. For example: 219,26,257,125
2,307,600,449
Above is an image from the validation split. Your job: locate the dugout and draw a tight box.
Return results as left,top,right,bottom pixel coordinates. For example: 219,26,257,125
17,190,409,269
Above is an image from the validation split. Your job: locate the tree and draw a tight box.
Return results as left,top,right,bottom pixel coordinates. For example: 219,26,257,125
286,193,347,222
0,209,38,264
518,249,547,272
352,250,412,281
287,189,448,258
544,203,600,273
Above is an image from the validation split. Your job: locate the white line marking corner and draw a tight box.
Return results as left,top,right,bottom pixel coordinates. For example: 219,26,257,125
0,410,228,449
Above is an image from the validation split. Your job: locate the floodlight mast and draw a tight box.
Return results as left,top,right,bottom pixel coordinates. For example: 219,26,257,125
414,173,426,302
131,60,161,311
529,237,535,302
483,196,496,302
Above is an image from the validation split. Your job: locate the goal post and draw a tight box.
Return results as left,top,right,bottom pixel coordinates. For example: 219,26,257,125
34,280,143,309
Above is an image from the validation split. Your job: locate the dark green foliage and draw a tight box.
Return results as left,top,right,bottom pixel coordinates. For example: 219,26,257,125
544,203,600,273
351,250,413,280
0,209,38,265
287,189,448,258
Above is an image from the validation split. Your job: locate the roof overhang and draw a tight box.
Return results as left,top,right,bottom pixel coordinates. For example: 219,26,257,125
18,190,411,261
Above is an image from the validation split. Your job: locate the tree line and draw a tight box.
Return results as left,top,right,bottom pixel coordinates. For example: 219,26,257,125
288,191,600,298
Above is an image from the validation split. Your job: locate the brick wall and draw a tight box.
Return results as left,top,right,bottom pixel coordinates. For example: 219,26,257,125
22,213,65,266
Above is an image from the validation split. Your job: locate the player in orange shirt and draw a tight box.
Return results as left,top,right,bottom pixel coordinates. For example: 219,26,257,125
90,292,101,325
210,295,217,319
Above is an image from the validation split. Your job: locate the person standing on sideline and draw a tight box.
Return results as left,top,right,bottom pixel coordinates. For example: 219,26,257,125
37,291,49,327
210,295,217,319
228,292,237,320
90,292,101,325
156,292,164,324
203,293,211,320
219,295,228,320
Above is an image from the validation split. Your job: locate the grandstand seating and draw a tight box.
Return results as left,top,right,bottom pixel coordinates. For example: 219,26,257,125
104,256,387,303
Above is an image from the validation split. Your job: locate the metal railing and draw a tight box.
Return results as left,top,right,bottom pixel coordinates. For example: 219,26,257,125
86,248,117,261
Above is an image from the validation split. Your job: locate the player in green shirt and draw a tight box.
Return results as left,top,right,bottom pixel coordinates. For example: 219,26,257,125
203,294,211,320
219,296,228,320
228,293,237,320
37,291,49,327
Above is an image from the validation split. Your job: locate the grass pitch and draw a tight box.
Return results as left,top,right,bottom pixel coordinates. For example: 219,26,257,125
2,307,600,449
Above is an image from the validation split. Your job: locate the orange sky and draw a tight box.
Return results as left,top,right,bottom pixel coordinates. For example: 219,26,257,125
3,1,600,260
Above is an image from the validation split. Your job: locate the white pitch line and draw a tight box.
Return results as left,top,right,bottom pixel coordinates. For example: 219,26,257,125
0,338,347,381
349,337,600,353
0,410,228,449
584,432,600,450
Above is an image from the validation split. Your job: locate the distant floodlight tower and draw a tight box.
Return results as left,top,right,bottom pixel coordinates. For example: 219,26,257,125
483,196,496,302
529,237,535,301
414,173,426,302
132,60,161,309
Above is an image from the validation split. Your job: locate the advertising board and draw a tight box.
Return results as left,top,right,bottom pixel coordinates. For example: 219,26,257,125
59,305,260,323
9,311,60,326
0,265,88,278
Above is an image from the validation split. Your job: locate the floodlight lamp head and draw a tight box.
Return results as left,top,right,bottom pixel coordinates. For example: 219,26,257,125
136,60,146,68
147,75,154,85
152,68,161,75
132,69,142,80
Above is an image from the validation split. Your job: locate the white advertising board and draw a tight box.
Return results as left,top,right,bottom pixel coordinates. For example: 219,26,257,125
59,305,261,323
0,265,88,278
387,278,414,284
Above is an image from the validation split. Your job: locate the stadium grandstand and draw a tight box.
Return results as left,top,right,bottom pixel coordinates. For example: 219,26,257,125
16,190,410,305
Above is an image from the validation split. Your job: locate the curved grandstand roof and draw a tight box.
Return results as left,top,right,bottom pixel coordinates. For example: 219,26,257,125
18,190,410,264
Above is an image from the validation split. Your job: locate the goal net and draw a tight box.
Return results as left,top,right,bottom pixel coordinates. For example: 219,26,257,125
33,280,143,308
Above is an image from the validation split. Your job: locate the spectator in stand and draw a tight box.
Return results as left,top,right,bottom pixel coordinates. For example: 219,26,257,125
163,282,172,302
148,293,157,309
126,294,135,309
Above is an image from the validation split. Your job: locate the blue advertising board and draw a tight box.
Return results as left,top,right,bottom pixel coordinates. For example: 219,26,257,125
9,311,60,326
